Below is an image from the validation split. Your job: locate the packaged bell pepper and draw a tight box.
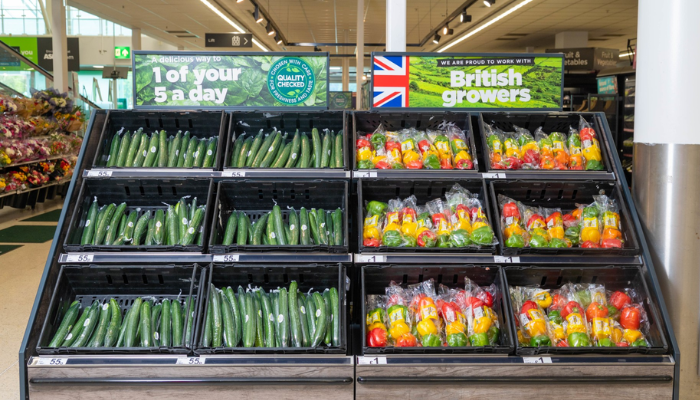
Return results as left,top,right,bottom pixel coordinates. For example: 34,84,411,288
499,194,527,247
579,116,604,171
550,131,570,170
534,127,555,170
385,282,416,346
485,123,505,169
521,203,550,248
384,130,404,169
399,195,419,240
415,205,436,247
514,125,541,170
467,196,495,246
363,200,387,247
409,280,443,347
447,125,474,170
595,194,623,248
502,132,523,170
437,285,468,347
544,208,566,243
579,202,602,246
356,134,374,169
365,295,388,347
381,198,404,247
428,129,453,169
464,278,500,346
399,129,423,169
415,131,441,170
427,198,452,248
567,126,584,170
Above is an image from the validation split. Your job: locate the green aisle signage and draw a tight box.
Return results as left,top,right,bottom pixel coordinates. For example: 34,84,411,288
371,52,564,110
133,51,329,109
114,46,131,59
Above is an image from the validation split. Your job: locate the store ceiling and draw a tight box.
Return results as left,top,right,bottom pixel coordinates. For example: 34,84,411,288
68,0,637,62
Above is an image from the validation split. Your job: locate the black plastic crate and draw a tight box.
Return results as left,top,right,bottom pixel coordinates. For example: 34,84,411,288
195,263,346,355
502,265,669,356
209,180,349,253
91,110,227,170
223,111,348,170
357,179,497,253
477,112,614,177
361,264,513,355
352,111,480,175
63,178,214,252
36,264,205,355
489,180,640,256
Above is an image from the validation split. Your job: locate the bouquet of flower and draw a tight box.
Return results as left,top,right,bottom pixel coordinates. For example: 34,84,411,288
0,95,18,114
31,88,75,116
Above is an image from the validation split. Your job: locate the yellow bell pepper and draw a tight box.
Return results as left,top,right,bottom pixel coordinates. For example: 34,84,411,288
525,319,547,337
454,150,471,162
504,223,525,240
547,226,565,240
484,307,498,324
473,316,492,334
402,150,420,163
623,329,643,344
602,211,620,230
446,321,467,335
504,138,521,158
565,313,586,335
534,291,552,309
581,226,601,243
612,327,623,343
582,139,602,162
552,324,566,340
357,147,372,161
401,222,418,238
521,142,539,153
383,222,401,234
416,319,437,337
389,320,410,340
591,317,612,340
368,322,387,332
371,154,387,166
517,330,528,345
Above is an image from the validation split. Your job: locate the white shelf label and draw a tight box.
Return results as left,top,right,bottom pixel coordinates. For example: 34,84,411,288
494,256,520,263
482,172,506,179
65,254,94,263
523,356,552,364
357,255,386,263
354,171,377,178
37,358,67,366
222,171,246,178
177,357,206,365
87,170,113,177
213,254,239,263
357,356,387,365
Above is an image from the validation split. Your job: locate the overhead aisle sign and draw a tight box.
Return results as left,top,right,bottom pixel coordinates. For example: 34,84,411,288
132,51,329,109
371,52,564,111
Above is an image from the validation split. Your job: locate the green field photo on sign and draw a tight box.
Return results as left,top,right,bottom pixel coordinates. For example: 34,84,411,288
134,53,327,108
406,56,562,109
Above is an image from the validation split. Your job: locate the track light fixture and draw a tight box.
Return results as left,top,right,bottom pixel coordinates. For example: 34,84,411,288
266,23,275,36
460,9,472,23
275,35,283,45
254,5,263,23
433,34,441,44
236,0,243,3
484,0,495,7
314,46,321,52
442,24,454,35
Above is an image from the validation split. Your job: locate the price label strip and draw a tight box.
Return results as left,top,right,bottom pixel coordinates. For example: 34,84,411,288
494,256,520,264
221,171,246,178
354,171,377,179
65,254,94,263
522,356,552,364
482,172,506,179
213,255,239,263
176,357,206,365
36,358,68,366
356,255,386,263
357,356,387,365
87,170,113,177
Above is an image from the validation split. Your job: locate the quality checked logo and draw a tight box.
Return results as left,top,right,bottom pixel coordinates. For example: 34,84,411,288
267,57,315,105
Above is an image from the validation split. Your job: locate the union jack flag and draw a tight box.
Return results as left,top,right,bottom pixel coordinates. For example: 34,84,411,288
373,55,410,108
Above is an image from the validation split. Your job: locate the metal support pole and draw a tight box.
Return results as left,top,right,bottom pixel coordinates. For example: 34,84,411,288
385,0,406,52
50,0,68,92
342,30,349,92
112,79,118,109
633,0,700,397
355,0,364,110
132,27,142,51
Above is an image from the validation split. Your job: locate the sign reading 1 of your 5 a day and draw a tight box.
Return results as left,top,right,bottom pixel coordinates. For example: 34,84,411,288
372,53,564,110
133,51,328,109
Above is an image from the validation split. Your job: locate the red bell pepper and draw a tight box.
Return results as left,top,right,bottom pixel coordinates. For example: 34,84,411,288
581,240,600,248
440,158,453,169
416,230,437,247
620,306,641,330
477,291,494,308
561,301,583,318
503,202,521,219
616,342,629,347
395,333,417,347
356,138,371,149
526,214,546,230
367,327,387,347
601,238,623,248
556,339,569,347
520,300,539,315
405,160,423,169
456,158,473,170
562,213,577,228
551,293,566,311
466,297,485,310
374,160,391,169
385,141,401,152
610,291,632,310
363,238,380,247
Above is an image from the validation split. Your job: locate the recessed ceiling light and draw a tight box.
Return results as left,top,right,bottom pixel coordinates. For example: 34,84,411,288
93,65,104,69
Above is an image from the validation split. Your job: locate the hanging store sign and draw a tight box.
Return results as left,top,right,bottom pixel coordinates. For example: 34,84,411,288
132,51,329,109
204,33,253,48
371,52,564,111
596,76,618,94
37,37,80,72
545,48,619,71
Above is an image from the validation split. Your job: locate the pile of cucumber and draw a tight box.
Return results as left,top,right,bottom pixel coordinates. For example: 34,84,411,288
203,282,340,348
220,206,343,247
230,128,344,169
79,196,206,247
47,296,196,349
105,128,217,168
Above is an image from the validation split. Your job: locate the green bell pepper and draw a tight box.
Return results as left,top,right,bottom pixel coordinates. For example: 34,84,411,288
382,230,403,247
402,235,417,247
567,133,582,148
423,153,441,170
538,136,553,149
421,333,442,347
387,305,409,324
487,326,500,345
447,332,468,347
450,229,471,247
565,226,581,245
597,338,615,347
583,205,599,219
575,290,592,308
437,234,452,248
470,226,494,245
506,233,525,248
567,332,590,347
549,238,568,248
530,335,551,347
391,162,405,169
358,160,373,169
585,159,604,171
469,333,489,347
370,133,386,150
632,339,648,347
487,134,501,151
367,201,387,217
547,310,563,325
606,305,618,317
529,234,548,248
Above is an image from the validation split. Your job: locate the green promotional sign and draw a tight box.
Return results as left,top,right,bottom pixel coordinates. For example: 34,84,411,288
114,46,131,59
133,51,328,109
371,53,564,110
329,91,352,109
0,37,39,69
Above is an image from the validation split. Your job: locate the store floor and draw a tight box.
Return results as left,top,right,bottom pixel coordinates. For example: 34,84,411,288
0,198,64,399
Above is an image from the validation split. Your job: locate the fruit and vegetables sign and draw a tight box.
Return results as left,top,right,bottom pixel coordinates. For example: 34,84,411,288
372,53,563,110
133,51,329,109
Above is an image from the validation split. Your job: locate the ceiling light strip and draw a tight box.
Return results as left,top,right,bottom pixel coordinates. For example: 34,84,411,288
200,0,268,51
438,0,534,53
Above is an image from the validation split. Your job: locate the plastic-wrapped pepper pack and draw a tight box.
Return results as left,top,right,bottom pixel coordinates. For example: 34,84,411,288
510,282,652,349
485,116,604,171
356,124,474,170
363,184,498,249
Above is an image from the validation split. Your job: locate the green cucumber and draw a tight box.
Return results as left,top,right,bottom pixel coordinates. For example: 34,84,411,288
123,211,138,243
260,290,275,347
94,203,116,245
308,209,321,245
80,198,99,245
253,292,264,347
245,130,264,167
288,282,302,347
299,133,311,168
284,224,292,244
317,208,328,245
177,199,188,241
311,128,322,168
168,131,182,167
272,205,287,246
160,299,171,347
210,284,222,347
158,130,168,167
133,211,151,246
266,211,277,245
172,298,183,347
271,292,280,346
223,211,238,245
236,136,253,168
106,132,121,167
117,214,127,239
202,296,212,347
323,290,332,345
259,132,282,168
298,295,310,347
251,132,276,168
62,303,90,347
230,133,245,167
184,296,195,347
177,131,191,167
104,202,127,246
236,212,250,245
115,131,131,167
123,130,139,167
310,292,327,347
124,298,142,347
203,137,217,168
325,211,334,246
285,130,301,168
145,217,155,246
88,301,111,347
335,130,344,168
288,209,299,245
272,141,293,168
103,298,122,347
116,303,134,347
139,301,152,347
224,287,241,347
143,133,160,167
305,294,317,338
131,132,148,167
320,130,331,168
48,301,80,347
299,208,311,245
70,301,99,347
193,138,207,167
220,287,235,347
242,290,256,347
332,209,343,246
151,303,162,346
180,206,204,246
278,287,289,347
328,131,335,169
330,288,340,346
153,209,165,245
252,213,268,245
183,137,199,168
